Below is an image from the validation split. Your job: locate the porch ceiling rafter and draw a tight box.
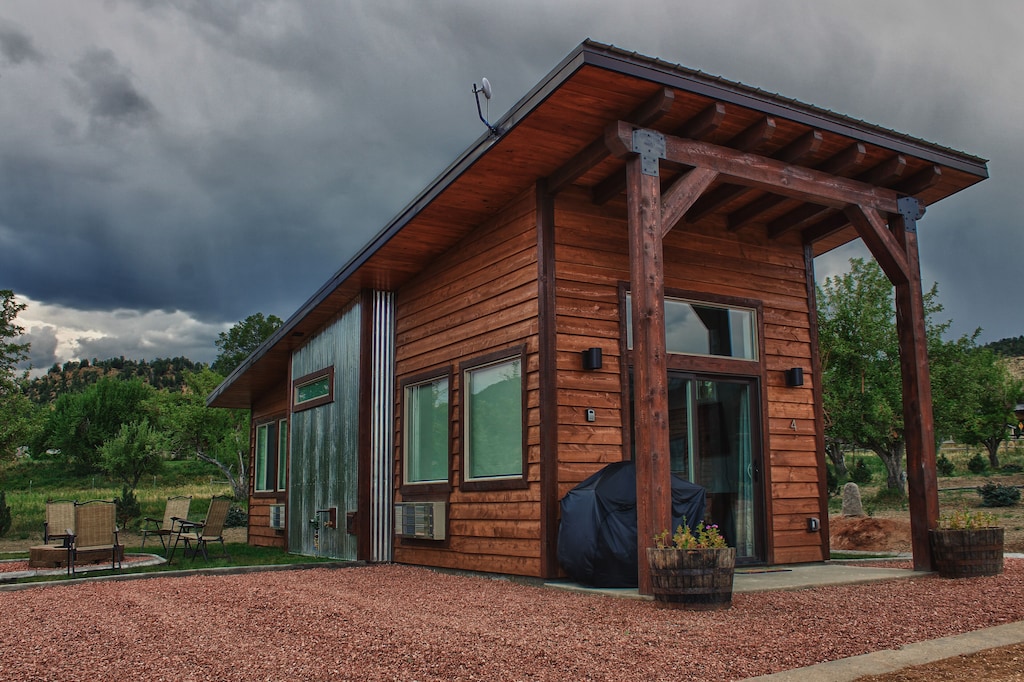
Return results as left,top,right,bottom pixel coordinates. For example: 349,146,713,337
688,127,823,224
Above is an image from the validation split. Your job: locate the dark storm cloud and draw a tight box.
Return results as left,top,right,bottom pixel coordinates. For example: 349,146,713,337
0,24,44,65
69,49,158,128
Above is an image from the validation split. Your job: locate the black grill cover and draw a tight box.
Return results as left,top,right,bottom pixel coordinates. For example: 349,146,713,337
556,460,706,588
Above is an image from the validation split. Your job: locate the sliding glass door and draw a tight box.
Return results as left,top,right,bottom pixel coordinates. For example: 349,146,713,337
664,374,763,563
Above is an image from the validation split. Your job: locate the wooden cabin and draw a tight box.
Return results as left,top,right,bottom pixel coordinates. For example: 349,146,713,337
208,41,988,593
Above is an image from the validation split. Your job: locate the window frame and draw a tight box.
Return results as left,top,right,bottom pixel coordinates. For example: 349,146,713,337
292,367,334,412
459,346,528,493
254,416,288,495
400,367,453,496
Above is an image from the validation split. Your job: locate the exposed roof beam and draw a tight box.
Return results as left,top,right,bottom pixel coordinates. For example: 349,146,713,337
592,102,727,204
688,128,822,223
607,123,899,216
547,88,675,194
800,212,849,244
893,164,942,196
728,142,867,231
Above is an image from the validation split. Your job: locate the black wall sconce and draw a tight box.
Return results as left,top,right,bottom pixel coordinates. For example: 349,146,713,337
581,347,603,370
785,367,804,387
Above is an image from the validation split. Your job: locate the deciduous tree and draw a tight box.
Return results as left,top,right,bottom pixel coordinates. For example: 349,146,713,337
212,313,283,376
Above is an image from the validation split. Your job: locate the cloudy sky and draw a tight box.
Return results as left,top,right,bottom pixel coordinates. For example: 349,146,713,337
1,1,1020,374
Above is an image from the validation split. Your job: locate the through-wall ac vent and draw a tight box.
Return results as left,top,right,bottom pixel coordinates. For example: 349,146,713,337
394,501,446,541
268,504,285,530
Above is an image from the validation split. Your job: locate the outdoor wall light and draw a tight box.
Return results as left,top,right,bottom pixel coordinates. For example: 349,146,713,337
785,367,804,387
581,347,603,370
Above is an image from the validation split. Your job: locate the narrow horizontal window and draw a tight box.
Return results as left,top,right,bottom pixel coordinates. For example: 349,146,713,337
292,367,334,411
626,295,758,361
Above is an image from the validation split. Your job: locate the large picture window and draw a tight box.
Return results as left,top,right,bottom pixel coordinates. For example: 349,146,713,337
463,353,524,485
255,418,288,493
626,294,758,361
403,374,450,485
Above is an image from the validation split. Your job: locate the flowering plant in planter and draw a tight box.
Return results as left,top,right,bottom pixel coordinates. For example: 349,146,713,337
653,518,728,550
939,508,999,530
648,517,733,610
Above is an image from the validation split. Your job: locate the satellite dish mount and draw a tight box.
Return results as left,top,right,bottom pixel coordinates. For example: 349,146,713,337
472,78,501,137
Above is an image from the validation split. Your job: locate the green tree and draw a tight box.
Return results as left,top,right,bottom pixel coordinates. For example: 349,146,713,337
212,313,283,376
37,377,156,473
950,349,1024,468
0,290,38,460
818,258,978,493
99,418,165,489
163,368,250,500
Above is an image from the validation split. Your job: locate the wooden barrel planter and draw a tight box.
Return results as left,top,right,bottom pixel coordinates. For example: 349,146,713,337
929,528,1004,578
646,547,735,610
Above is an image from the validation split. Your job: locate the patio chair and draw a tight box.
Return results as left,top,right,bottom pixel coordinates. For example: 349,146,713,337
170,496,231,563
43,499,76,545
67,499,121,575
140,495,191,555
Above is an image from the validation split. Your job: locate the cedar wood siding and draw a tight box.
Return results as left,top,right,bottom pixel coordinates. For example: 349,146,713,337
553,186,825,565
249,378,288,549
393,188,543,577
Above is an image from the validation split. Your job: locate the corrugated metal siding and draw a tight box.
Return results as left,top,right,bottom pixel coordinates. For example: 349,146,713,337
288,302,361,560
370,291,396,562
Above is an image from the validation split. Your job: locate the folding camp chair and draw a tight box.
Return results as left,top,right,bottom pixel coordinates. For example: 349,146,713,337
170,496,231,562
67,499,121,575
43,499,76,545
141,495,191,555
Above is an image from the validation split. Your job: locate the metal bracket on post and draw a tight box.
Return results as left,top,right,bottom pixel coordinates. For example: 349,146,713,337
632,129,666,177
897,196,925,233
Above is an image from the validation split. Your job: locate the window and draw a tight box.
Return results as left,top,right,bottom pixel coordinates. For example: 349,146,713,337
403,374,450,485
255,418,288,493
626,295,758,360
463,353,524,486
293,367,334,411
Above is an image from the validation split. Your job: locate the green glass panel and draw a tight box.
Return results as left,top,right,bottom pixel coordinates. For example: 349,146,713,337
296,376,330,404
255,423,270,492
466,358,522,479
406,378,449,483
277,420,288,491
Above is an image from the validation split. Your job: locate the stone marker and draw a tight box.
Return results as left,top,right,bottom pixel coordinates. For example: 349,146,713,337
842,482,864,517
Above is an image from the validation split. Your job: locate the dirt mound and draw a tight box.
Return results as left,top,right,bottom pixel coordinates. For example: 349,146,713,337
830,515,912,552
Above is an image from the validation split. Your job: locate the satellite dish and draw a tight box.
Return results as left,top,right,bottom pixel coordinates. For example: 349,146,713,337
472,77,500,137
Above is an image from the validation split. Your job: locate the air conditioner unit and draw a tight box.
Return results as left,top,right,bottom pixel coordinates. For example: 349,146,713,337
394,501,446,541
268,504,285,530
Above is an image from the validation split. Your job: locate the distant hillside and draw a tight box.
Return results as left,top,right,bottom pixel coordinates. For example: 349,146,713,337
24,356,208,404
987,335,1024,357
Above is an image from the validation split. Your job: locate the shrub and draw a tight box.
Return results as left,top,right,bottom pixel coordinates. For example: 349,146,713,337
849,459,872,484
977,482,1021,508
967,453,988,474
115,485,141,529
225,505,248,528
936,453,955,477
0,491,11,537
1000,463,1024,473
870,486,907,509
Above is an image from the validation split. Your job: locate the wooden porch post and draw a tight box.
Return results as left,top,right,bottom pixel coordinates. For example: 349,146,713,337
892,200,939,571
625,153,672,595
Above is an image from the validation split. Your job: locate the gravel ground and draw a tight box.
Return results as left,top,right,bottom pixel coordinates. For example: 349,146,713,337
2,561,1023,681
